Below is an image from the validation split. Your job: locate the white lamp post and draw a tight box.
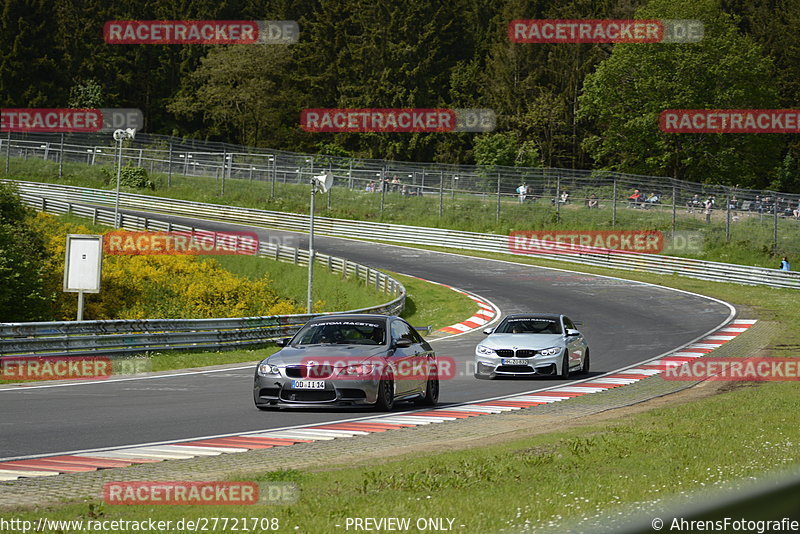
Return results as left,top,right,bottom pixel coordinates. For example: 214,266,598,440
307,173,333,313
112,128,136,228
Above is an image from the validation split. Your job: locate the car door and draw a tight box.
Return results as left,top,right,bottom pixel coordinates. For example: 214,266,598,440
562,316,585,368
389,319,423,395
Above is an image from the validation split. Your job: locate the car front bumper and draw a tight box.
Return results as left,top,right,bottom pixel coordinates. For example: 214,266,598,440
474,352,562,378
253,373,380,407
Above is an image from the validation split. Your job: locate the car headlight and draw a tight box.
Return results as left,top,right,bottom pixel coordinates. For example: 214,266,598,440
338,363,376,377
257,363,280,376
538,347,562,356
476,345,497,356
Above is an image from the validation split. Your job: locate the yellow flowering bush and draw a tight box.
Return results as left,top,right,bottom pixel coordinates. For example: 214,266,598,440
31,214,302,320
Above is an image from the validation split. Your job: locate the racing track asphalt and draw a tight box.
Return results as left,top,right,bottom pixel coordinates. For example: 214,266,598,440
0,207,734,459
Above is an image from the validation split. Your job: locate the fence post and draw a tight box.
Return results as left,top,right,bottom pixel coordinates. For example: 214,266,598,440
58,133,64,178
167,142,173,187
327,164,332,210
555,174,561,224
672,185,677,235
438,171,444,217
725,193,731,242
220,151,226,196
348,160,353,190
496,172,501,221
270,157,276,198
773,197,779,253
5,131,10,175
380,168,386,215
612,177,617,227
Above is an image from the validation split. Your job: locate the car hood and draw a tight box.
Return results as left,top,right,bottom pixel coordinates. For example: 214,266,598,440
482,333,565,350
263,345,388,366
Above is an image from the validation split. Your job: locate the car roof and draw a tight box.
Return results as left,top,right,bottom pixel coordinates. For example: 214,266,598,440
504,313,563,321
307,314,394,323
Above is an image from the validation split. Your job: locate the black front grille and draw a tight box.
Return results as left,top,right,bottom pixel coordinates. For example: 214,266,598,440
496,365,535,373
516,349,537,358
495,349,514,358
337,388,367,400
280,390,336,402
285,365,334,379
259,387,280,398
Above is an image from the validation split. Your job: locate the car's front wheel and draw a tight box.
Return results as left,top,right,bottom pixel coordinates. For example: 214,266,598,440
559,352,570,379
581,349,590,375
375,372,395,411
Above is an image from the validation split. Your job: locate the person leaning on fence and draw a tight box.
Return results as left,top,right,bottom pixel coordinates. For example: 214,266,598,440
780,256,791,271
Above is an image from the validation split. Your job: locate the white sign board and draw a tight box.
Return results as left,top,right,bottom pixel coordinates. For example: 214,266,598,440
64,234,103,293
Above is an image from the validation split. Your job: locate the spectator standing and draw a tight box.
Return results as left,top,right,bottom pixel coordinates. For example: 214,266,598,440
516,183,528,203
704,196,714,223
780,256,791,271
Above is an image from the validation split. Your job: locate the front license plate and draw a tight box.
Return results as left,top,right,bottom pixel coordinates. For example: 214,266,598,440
502,358,528,365
291,380,325,389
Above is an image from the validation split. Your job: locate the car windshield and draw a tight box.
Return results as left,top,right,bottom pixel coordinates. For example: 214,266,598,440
495,318,562,335
293,320,386,345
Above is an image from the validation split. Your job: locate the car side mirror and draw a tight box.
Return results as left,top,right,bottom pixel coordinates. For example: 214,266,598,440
276,338,291,347
394,338,413,348
483,327,494,335
565,329,580,337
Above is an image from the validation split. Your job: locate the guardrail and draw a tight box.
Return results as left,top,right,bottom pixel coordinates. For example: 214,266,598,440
7,180,800,290
0,194,405,358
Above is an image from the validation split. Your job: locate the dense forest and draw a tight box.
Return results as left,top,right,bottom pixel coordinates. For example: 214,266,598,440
3,0,800,190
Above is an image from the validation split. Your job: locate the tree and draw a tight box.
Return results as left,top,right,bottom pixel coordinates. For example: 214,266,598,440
579,0,782,187
0,184,50,321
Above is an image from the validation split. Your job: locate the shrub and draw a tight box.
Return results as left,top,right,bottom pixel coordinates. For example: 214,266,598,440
102,165,154,190
30,214,302,320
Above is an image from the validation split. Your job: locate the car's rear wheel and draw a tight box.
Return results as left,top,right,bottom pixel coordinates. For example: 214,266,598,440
559,353,570,379
581,349,590,375
375,372,395,411
416,363,439,406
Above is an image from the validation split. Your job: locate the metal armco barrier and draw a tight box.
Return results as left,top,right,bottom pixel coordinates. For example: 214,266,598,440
7,179,800,290
0,193,405,357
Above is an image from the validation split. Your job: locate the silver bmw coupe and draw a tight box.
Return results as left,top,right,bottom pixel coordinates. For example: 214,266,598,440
474,313,589,379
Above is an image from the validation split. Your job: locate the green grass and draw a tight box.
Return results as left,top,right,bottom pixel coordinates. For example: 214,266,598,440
6,156,800,269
